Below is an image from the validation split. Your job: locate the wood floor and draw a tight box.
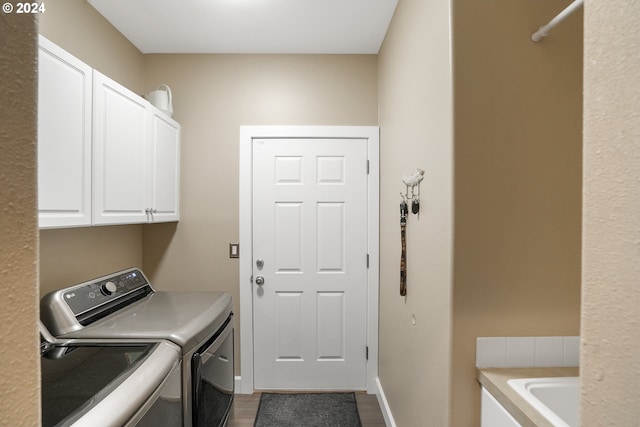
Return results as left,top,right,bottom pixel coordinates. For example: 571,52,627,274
229,392,387,427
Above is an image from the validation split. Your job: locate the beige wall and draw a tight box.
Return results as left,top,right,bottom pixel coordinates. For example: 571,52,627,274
451,1,583,425
141,54,378,374
377,0,454,424
38,0,145,293
582,0,640,424
0,9,39,426
39,226,144,295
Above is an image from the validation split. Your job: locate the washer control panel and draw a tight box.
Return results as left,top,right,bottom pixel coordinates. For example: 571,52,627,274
62,269,150,316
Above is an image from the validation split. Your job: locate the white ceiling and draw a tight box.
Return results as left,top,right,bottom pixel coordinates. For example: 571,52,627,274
87,0,398,54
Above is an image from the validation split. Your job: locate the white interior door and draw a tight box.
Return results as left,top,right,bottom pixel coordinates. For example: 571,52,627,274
252,137,369,390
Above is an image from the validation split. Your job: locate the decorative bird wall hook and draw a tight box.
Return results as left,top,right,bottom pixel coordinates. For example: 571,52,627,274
401,168,424,216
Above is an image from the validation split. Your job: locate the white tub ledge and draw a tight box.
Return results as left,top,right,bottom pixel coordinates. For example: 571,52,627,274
477,367,579,427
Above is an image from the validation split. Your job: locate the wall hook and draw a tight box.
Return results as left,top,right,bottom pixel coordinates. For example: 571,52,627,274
401,169,424,215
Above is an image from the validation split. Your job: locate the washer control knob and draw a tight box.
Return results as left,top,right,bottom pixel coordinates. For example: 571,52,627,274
101,281,117,296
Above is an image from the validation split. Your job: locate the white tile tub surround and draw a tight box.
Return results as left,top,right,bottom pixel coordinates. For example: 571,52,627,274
535,337,565,367
506,337,535,368
563,336,580,367
476,337,507,368
476,337,580,368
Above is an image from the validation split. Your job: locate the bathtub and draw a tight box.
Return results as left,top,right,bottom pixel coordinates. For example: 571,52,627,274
507,377,579,427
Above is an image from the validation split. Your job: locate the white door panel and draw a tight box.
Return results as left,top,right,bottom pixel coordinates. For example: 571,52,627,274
252,138,368,390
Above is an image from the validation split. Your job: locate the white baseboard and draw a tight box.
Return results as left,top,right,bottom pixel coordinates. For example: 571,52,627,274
375,377,396,427
234,376,246,394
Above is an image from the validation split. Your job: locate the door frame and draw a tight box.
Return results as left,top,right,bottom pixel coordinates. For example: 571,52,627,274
238,126,379,394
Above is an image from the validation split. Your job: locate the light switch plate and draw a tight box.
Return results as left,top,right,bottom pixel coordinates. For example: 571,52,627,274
229,243,239,258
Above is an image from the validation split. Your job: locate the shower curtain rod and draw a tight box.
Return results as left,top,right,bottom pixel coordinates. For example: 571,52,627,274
531,0,583,42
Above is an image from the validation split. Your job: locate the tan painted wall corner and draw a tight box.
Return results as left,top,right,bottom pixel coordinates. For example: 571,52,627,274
378,0,454,425
582,1,640,424
0,10,40,426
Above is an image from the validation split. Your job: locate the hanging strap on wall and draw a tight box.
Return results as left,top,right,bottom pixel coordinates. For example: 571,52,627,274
400,198,408,296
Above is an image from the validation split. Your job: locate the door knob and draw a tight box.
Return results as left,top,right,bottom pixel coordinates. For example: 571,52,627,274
255,276,265,286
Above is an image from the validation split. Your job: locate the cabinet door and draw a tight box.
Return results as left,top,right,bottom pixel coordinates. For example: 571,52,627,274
481,387,522,427
93,70,150,225
37,36,92,228
148,106,180,222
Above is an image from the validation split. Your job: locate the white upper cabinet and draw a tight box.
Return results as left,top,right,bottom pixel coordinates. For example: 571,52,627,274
37,37,180,228
148,105,181,223
92,70,150,225
38,35,93,228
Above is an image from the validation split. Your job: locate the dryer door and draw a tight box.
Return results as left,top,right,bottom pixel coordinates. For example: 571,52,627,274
192,314,234,427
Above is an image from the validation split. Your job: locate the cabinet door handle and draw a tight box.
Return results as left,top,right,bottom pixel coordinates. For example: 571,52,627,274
144,207,158,222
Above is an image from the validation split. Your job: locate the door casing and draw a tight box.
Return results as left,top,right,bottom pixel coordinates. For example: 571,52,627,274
238,126,379,394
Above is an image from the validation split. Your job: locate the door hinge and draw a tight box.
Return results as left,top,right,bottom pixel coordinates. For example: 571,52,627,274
366,160,370,174
366,346,369,360
366,253,370,268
